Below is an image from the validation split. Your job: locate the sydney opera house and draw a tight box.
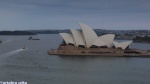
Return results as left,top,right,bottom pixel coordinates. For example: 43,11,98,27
48,23,150,57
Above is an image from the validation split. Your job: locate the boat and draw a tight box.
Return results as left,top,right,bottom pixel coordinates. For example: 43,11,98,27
28,36,40,40
22,46,26,49
48,23,150,57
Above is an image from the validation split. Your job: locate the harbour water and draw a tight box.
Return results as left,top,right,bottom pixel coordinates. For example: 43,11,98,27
0,34,150,84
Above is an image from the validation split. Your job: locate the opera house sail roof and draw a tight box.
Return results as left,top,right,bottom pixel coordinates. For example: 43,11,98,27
113,41,133,50
70,29,85,47
59,23,132,50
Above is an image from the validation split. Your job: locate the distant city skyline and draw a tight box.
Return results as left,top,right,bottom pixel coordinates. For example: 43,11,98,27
0,0,150,31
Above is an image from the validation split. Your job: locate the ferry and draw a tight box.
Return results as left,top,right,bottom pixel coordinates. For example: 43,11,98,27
28,36,40,40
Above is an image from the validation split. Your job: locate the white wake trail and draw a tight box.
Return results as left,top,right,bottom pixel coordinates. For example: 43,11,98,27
3,49,24,56
0,48,25,62
2,39,13,43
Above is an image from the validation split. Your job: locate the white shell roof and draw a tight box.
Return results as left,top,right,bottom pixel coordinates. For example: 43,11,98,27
93,38,106,47
113,41,133,50
79,23,98,48
59,23,132,49
99,34,115,48
71,29,85,46
59,33,75,45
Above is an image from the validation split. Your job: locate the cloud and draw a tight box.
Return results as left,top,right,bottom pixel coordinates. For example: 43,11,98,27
1,0,150,14
0,0,150,30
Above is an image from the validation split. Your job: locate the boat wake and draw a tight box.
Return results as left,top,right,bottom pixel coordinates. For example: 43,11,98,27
1,48,24,57
0,48,25,63
2,39,13,43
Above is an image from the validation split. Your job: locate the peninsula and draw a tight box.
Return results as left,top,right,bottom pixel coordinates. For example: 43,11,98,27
48,23,150,57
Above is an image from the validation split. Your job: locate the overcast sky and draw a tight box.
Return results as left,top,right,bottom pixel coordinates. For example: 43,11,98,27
0,0,150,30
